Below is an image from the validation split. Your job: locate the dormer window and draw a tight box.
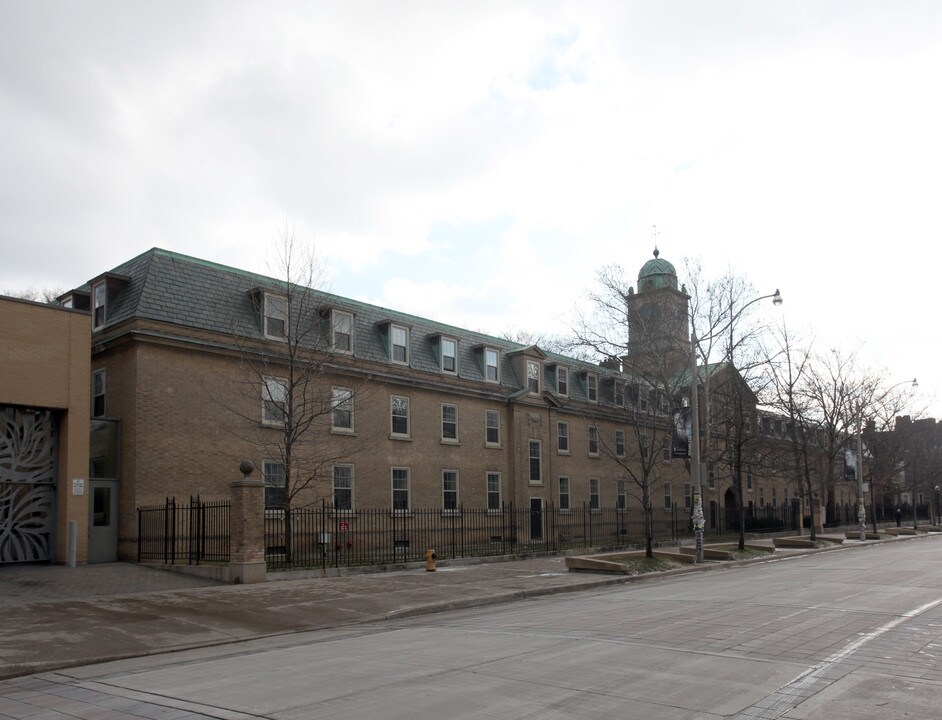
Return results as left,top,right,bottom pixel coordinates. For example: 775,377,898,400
485,348,499,382
87,273,128,330
527,361,541,394
332,310,353,353
557,367,569,396
586,373,598,403
391,325,409,363
378,321,412,365
431,333,458,374
92,282,106,328
441,337,457,374
614,381,625,407
264,294,288,339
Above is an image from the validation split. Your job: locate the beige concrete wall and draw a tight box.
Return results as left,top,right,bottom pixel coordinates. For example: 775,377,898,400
0,297,91,563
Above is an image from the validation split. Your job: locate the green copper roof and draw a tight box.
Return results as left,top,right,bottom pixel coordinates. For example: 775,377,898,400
637,248,678,292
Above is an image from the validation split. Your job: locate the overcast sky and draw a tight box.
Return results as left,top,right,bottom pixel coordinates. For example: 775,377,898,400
2,1,939,415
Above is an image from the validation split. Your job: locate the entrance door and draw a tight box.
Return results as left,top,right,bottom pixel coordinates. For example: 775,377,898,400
88,479,118,563
529,498,543,541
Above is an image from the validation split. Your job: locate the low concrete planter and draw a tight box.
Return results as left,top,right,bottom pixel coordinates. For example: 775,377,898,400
844,531,885,540
773,537,816,548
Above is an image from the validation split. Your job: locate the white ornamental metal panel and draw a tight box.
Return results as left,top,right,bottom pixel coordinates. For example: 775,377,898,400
0,407,56,563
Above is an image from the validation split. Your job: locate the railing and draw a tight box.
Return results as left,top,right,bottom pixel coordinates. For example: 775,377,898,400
264,503,635,571
138,496,230,564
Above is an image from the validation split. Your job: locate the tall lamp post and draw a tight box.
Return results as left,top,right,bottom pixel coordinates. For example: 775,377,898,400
690,288,782,563
856,377,917,540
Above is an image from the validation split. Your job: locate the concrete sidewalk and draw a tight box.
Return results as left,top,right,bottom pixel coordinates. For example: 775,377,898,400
0,535,906,680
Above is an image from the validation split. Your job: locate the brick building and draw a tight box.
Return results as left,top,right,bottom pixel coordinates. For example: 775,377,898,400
0,296,92,563
62,247,823,561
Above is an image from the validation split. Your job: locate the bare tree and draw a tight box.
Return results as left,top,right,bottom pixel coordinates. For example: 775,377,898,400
761,320,820,538
571,264,688,557
2,287,63,303
215,224,365,560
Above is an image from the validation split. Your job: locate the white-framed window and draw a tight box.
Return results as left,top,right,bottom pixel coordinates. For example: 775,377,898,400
441,337,457,374
442,403,458,442
442,470,459,510
589,477,600,509
332,310,354,353
333,464,354,510
485,348,499,382
527,360,541,393
391,324,409,364
616,479,627,510
487,472,501,511
528,440,542,483
263,461,286,509
392,467,410,511
92,281,106,329
557,421,569,453
559,476,571,510
587,426,599,456
615,429,625,457
332,387,354,431
391,395,410,437
485,409,500,446
92,369,106,417
684,482,692,510
614,382,625,407
557,367,569,396
587,373,598,403
264,294,287,339
263,377,287,425
664,481,672,509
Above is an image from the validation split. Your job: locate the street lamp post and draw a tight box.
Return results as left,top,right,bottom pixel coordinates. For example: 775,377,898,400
689,289,782,563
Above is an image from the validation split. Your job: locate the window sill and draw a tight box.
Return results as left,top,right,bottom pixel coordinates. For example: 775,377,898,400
559,508,572,515
440,509,461,517
440,439,460,446
557,450,570,456
331,510,356,518
485,442,502,449
588,453,600,459
389,434,412,441
528,481,544,487
331,428,357,436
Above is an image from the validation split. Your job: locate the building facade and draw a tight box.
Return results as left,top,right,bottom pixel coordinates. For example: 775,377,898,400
0,296,92,563
62,247,837,561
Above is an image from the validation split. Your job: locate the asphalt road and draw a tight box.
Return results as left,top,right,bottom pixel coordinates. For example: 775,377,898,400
3,537,942,719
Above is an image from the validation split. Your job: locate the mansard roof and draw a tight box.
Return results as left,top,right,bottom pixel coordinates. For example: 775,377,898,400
75,248,634,400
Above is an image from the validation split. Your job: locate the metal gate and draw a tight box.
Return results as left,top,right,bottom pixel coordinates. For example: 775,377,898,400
0,406,57,563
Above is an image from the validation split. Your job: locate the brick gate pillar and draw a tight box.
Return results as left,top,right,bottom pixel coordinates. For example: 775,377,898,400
228,460,267,584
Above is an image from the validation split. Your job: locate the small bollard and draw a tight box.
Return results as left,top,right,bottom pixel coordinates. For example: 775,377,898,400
425,549,437,572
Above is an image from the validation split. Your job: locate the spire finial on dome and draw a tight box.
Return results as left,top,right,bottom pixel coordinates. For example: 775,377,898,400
651,224,660,259
653,247,659,259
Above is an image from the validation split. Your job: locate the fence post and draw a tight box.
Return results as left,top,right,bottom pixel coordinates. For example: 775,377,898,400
228,460,267,584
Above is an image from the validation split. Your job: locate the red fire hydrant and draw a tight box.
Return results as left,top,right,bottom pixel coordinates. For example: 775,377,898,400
425,549,437,572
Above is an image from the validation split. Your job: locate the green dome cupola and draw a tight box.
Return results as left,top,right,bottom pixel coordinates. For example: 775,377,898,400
637,248,678,293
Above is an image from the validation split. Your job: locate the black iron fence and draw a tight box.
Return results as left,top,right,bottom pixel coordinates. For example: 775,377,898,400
265,503,639,570
136,496,916,572
138,496,230,564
